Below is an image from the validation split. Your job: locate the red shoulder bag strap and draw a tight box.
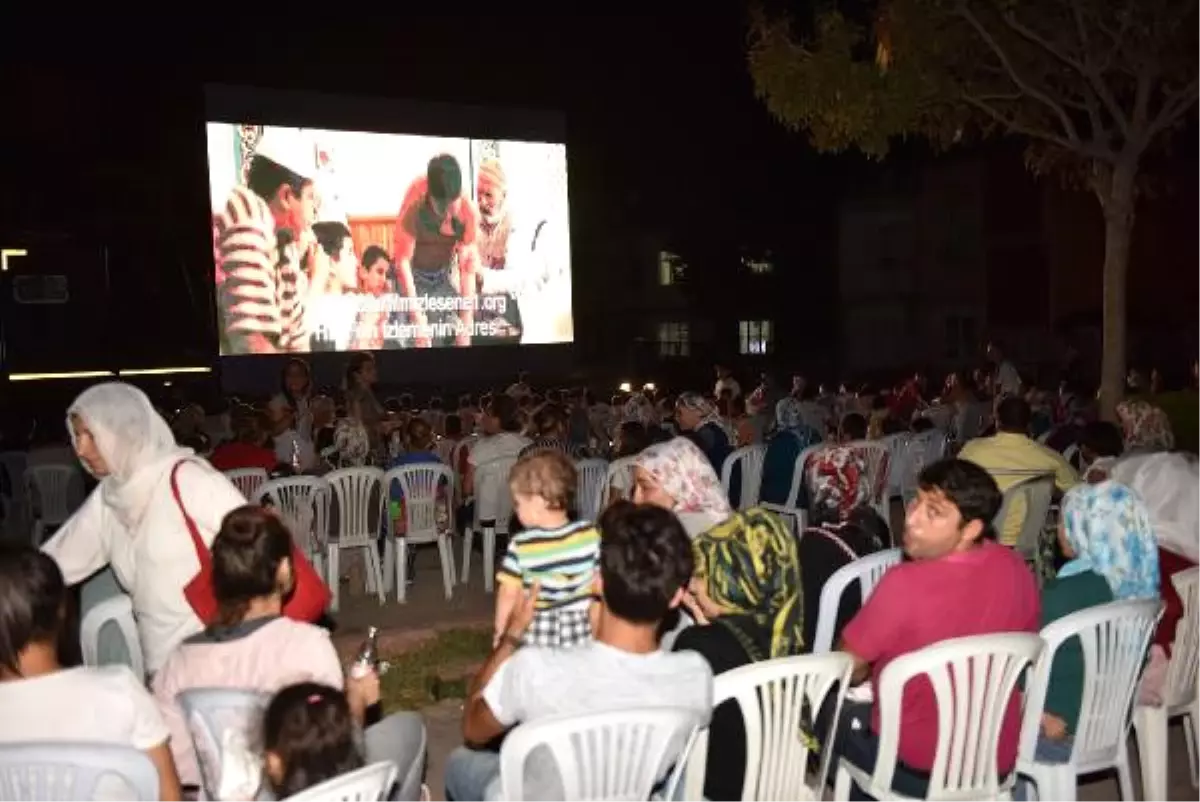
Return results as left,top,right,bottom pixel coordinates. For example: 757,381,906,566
171,460,212,571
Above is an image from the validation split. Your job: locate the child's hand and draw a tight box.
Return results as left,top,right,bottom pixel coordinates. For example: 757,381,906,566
503,581,541,641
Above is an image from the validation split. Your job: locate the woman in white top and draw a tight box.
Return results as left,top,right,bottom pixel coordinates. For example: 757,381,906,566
42,382,246,675
0,544,183,800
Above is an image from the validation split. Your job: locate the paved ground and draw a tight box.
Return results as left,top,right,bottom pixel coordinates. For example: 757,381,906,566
335,547,1199,801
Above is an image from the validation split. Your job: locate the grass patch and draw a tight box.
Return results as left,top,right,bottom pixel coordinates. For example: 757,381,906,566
379,627,492,711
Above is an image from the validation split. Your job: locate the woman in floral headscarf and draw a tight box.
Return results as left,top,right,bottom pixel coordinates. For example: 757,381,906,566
674,392,734,474
1033,481,1160,762
760,397,822,506
634,436,805,801
619,392,671,446
1116,399,1175,453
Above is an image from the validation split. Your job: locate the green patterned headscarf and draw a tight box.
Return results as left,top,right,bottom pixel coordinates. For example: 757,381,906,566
692,507,805,658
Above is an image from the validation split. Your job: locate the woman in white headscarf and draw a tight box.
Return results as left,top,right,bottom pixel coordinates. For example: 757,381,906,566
42,383,246,676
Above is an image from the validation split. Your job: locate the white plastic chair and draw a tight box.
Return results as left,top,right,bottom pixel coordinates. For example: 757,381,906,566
463,456,517,592
1134,567,1199,799
282,760,398,801
1018,598,1161,801
897,429,948,504
884,432,912,498
843,440,892,523
575,458,609,521
0,451,29,537
324,467,387,610
683,652,853,801
499,707,703,801
177,688,270,801
811,548,903,654
834,632,1044,801
991,471,1055,574
603,456,637,505
0,741,159,800
222,467,269,500
759,443,824,536
258,476,331,577
383,463,456,603
79,594,145,682
721,444,768,510
25,464,82,545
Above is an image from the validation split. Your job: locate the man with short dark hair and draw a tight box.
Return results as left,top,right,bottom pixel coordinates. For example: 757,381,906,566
829,459,1039,797
447,502,712,801
959,397,1079,545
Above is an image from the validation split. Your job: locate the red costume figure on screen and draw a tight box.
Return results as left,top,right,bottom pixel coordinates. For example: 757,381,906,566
392,154,479,348
215,128,318,354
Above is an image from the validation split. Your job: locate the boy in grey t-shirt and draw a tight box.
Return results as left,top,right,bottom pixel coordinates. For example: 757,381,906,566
447,502,713,801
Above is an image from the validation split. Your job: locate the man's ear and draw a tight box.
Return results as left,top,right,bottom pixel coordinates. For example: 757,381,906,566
961,518,985,545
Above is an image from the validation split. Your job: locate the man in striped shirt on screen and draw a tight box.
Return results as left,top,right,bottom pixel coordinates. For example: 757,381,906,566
216,128,318,354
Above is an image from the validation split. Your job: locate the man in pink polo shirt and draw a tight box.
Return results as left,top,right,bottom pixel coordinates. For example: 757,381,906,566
833,458,1040,798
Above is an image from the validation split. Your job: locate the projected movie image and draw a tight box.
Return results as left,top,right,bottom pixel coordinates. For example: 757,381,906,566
207,124,572,354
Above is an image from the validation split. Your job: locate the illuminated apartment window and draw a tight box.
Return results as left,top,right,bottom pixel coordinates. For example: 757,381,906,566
657,322,690,357
658,251,686,286
738,320,773,355
741,256,774,275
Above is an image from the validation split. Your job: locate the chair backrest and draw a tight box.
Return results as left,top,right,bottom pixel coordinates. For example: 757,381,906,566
500,707,703,801
0,741,159,801
877,633,1044,799
604,456,637,503
25,464,82,524
384,463,455,543
811,548,904,654
1020,598,1161,771
325,467,385,544
79,594,145,682
0,451,28,501
177,688,270,800
282,760,398,802
475,457,517,533
991,471,1055,554
223,467,269,500
435,437,456,466
844,439,892,506
574,458,609,521
683,653,853,801
1164,567,1200,709
258,476,331,554
720,444,768,510
898,429,948,502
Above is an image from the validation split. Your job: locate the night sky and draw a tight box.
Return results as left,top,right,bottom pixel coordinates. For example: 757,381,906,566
1,12,847,367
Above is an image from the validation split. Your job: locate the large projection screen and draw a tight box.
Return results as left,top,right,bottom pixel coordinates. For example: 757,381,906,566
206,122,572,354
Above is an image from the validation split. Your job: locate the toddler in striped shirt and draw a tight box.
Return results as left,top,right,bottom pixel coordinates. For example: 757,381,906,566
495,449,600,649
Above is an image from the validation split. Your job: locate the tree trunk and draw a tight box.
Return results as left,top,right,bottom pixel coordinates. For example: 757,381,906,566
1097,160,1138,421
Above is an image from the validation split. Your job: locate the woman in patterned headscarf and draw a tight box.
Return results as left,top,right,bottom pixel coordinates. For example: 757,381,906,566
634,436,805,801
674,392,735,475
760,397,823,506
1034,481,1160,761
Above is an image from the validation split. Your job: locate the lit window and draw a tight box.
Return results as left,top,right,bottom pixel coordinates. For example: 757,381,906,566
657,322,690,357
741,256,774,275
658,251,686,286
739,320,772,355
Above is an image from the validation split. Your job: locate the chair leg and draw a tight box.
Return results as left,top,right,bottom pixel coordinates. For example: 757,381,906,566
438,537,454,600
1132,705,1168,801
327,547,340,613
1115,745,1134,802
381,538,395,595
461,530,474,585
482,527,496,593
396,540,408,604
366,547,385,604
1187,702,1200,789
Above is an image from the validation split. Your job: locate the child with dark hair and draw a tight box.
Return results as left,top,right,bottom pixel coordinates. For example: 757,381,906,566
262,682,365,799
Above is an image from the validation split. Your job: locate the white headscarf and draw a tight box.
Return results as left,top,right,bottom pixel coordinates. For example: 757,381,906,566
1110,452,1199,562
67,383,191,529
